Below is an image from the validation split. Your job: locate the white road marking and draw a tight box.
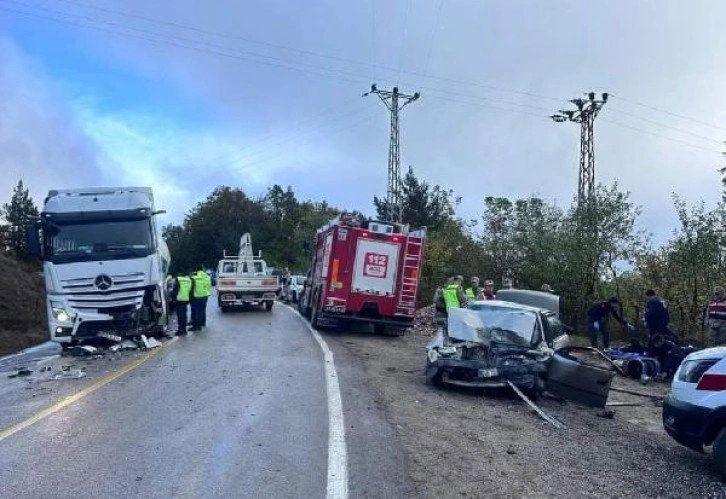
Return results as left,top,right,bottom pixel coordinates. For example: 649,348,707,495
284,306,348,499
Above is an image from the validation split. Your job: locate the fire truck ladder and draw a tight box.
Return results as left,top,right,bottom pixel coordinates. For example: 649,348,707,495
396,231,425,315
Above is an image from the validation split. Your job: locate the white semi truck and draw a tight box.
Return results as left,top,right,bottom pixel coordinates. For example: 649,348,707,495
27,187,170,346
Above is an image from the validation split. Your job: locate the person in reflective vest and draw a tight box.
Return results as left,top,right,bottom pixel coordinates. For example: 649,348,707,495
465,277,480,301
706,287,726,346
442,275,467,312
190,266,212,331
172,272,192,336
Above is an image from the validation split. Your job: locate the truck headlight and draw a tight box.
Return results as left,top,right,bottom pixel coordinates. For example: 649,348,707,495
51,301,75,323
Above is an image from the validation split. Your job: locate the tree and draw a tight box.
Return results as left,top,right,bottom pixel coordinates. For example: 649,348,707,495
374,166,455,229
1,180,39,257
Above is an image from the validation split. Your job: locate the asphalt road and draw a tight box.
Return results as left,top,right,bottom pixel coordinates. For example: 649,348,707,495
0,302,415,499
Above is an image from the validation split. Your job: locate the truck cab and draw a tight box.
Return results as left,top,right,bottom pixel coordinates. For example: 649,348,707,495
27,187,170,345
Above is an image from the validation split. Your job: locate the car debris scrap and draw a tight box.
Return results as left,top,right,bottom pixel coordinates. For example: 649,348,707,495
8,369,33,378
426,295,618,408
507,380,565,429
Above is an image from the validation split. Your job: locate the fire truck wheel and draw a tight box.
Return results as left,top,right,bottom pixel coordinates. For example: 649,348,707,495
311,293,321,329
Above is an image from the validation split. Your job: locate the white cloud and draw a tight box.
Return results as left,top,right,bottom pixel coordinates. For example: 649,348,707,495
0,37,103,206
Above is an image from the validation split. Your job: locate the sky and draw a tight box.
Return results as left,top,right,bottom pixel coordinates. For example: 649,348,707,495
1,0,725,244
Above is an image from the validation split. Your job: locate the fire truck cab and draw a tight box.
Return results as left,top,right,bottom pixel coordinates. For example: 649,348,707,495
298,213,425,335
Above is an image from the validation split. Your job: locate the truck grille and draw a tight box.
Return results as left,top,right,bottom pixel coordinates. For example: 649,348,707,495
61,272,145,313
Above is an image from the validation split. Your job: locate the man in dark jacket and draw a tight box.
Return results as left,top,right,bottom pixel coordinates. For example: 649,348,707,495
644,289,670,336
587,297,634,350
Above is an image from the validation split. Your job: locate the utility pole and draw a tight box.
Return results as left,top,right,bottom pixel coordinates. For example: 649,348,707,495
364,83,420,223
551,92,608,209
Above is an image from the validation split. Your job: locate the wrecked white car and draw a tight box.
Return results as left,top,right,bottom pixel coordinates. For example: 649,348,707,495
425,290,617,407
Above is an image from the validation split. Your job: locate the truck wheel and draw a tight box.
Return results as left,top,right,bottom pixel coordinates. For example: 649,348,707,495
291,291,297,303
311,294,321,329
374,324,387,336
264,300,274,311
713,427,726,477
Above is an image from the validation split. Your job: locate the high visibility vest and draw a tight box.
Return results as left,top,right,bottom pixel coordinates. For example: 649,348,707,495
442,285,461,312
465,287,477,300
192,272,211,298
176,276,192,302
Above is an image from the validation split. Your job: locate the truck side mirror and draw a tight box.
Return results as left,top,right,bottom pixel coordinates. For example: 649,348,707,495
26,220,42,258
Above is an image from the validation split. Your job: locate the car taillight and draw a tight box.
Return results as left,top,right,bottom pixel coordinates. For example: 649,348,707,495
678,359,719,383
696,373,726,391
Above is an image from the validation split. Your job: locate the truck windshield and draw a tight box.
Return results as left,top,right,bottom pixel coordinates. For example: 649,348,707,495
45,219,154,263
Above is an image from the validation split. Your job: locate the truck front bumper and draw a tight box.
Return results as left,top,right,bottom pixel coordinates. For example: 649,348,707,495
48,300,144,343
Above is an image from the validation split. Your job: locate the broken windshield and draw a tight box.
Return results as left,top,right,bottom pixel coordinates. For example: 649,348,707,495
448,306,538,345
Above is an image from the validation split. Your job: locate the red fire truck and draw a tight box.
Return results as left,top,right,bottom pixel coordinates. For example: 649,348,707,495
298,213,426,335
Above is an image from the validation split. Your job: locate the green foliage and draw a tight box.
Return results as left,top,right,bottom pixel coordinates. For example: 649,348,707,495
374,166,455,230
164,185,339,275
1,180,39,257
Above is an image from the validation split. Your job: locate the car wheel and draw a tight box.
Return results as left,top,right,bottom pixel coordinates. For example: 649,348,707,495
425,359,443,386
292,291,297,303
713,428,726,477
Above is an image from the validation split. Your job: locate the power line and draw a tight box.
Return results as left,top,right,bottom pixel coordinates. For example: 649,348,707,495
611,94,726,132
6,0,725,156
397,0,410,84
606,105,723,144
600,118,721,154
1,0,559,118
226,110,381,173
9,0,565,103
222,105,373,169
370,0,377,80
421,0,445,81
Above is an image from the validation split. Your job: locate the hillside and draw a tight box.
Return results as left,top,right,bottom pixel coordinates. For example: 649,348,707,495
0,254,47,355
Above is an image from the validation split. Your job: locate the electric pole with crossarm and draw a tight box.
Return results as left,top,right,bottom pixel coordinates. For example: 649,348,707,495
364,84,420,224
551,91,608,210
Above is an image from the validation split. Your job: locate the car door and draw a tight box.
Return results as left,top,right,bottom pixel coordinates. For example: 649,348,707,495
546,346,617,408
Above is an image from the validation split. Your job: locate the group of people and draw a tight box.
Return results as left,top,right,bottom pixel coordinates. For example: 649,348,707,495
165,267,212,336
433,275,554,315
588,286,726,350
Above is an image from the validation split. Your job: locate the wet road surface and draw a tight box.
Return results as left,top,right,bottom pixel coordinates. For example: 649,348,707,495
0,302,414,498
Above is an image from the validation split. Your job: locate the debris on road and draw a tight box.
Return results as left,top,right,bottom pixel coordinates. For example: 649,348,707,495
606,401,643,407
52,367,86,380
71,345,100,357
96,332,123,343
119,340,139,350
8,368,33,378
507,380,565,429
596,408,616,419
609,386,664,400
141,335,161,349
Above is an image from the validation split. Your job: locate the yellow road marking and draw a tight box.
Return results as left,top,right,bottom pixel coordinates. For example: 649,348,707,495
0,337,178,442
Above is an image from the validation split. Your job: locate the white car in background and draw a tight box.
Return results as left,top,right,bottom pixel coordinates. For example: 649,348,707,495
663,346,726,476
286,275,305,303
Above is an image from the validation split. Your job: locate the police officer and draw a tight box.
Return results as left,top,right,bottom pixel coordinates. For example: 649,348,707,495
442,275,468,312
465,277,481,301
190,266,212,331
705,286,726,346
171,271,192,336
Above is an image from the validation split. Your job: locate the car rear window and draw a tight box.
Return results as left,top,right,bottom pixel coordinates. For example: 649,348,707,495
677,359,720,383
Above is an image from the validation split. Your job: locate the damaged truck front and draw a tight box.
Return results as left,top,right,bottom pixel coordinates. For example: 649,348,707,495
27,187,170,346
426,293,617,407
